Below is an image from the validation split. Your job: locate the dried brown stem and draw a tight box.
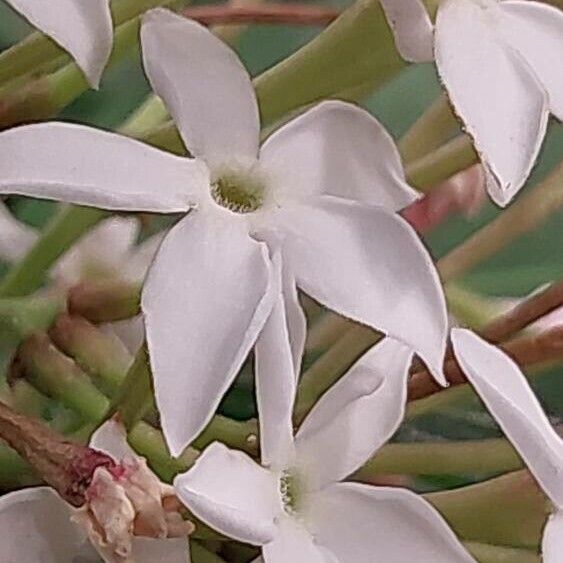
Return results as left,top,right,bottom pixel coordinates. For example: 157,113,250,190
183,4,340,26
0,401,114,506
408,326,563,401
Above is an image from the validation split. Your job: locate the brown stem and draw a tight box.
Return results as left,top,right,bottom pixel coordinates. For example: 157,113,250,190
408,326,563,401
183,4,340,26
0,401,114,506
480,280,563,344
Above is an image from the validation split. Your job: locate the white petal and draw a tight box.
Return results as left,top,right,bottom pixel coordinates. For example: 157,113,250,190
311,483,475,562
0,123,206,212
141,9,260,163
295,338,413,488
131,537,189,563
282,266,307,376
543,511,563,563
261,101,419,212
143,211,274,457
174,442,280,545
435,0,549,206
0,201,37,263
123,231,167,282
263,516,337,563
451,329,563,508
54,216,140,286
501,1,563,121
89,419,137,461
277,197,447,383
255,276,297,470
6,0,112,87
379,0,435,63
0,487,92,562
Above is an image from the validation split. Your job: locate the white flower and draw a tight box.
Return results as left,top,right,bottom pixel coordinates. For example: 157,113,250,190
174,288,475,562
0,8,448,457
0,420,190,562
381,0,563,206
4,0,113,87
452,329,563,563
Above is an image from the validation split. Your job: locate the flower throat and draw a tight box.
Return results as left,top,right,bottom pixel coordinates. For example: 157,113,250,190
210,169,265,213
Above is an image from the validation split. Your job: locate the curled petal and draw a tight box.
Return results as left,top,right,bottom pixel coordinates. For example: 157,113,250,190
501,1,563,121
143,210,275,456
435,0,549,206
261,101,419,212
141,9,260,163
379,0,435,63
295,338,413,488
311,483,475,562
0,487,92,562
452,329,563,509
89,419,137,461
277,197,447,383
0,123,206,212
6,0,112,87
174,442,280,545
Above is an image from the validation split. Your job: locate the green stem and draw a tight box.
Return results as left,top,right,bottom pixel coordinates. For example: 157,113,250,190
465,542,540,563
0,206,108,297
438,160,563,282
355,438,521,479
190,542,227,563
427,470,550,550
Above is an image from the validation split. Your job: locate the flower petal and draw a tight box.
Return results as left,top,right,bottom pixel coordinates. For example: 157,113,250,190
255,269,297,470
379,0,435,63
435,0,549,206
295,338,413,488
263,516,337,563
123,231,167,282
54,216,140,286
311,482,475,562
143,210,274,457
131,537,189,563
6,0,112,87
277,197,447,383
261,101,419,212
174,442,280,545
0,487,92,562
141,9,260,163
89,419,137,461
0,123,206,212
0,201,37,263
451,329,563,508
543,511,563,563
282,266,307,376
501,1,563,121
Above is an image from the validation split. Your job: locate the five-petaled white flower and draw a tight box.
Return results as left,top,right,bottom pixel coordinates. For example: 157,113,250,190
381,0,563,206
452,329,563,563
0,420,190,562
0,8,448,457
3,0,113,87
174,285,475,563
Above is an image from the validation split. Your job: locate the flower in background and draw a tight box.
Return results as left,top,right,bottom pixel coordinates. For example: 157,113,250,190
174,287,474,562
0,419,191,562
0,207,163,353
3,0,113,87
381,0,563,206
0,8,448,457
452,329,563,562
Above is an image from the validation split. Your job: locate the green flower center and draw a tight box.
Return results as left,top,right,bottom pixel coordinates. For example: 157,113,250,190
279,470,302,515
210,169,265,213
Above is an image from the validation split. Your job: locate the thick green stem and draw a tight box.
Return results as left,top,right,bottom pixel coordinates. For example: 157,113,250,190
465,542,540,563
0,206,108,297
354,438,522,479
427,470,550,549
